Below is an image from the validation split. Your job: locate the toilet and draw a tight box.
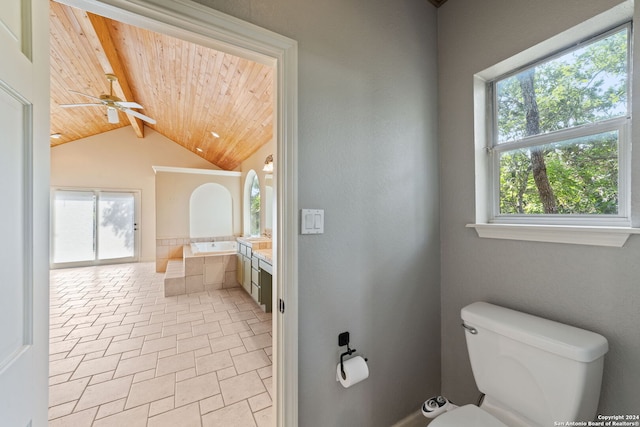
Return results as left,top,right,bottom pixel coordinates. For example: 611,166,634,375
430,302,609,427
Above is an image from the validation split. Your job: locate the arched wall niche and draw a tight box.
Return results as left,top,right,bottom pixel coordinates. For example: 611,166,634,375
190,183,233,238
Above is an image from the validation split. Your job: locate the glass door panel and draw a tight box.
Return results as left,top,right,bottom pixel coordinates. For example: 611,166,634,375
98,192,135,260
52,190,96,264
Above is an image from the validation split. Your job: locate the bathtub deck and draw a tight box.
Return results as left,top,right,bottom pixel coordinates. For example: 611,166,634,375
163,245,239,297
164,259,186,296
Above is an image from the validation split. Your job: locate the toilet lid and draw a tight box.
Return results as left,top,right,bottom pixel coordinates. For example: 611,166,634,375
428,404,508,427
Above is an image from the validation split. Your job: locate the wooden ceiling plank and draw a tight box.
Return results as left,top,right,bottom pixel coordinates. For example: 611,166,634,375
50,2,128,145
52,5,106,94
183,48,196,151
51,2,275,169
190,49,211,155
77,10,145,137
217,56,243,132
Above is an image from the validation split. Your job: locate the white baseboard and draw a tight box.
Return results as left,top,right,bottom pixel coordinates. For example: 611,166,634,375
392,411,429,427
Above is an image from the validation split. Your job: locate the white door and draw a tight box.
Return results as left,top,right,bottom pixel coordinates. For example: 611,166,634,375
0,0,50,425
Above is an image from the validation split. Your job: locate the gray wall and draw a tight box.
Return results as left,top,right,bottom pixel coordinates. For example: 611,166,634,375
438,0,640,415
191,0,441,425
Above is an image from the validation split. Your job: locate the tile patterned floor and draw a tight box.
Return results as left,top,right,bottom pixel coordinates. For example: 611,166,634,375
49,262,273,426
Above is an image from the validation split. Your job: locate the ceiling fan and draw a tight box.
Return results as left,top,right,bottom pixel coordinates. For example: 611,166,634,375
60,74,156,125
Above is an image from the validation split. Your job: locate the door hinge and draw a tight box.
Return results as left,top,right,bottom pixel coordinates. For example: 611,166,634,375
279,298,285,314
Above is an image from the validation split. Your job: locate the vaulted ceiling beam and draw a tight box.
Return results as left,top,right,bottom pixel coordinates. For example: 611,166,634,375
68,7,145,137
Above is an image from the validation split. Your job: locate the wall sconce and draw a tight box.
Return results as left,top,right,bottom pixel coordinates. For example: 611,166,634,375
263,154,274,172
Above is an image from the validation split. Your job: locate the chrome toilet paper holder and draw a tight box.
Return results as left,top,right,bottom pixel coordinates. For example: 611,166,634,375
338,331,367,379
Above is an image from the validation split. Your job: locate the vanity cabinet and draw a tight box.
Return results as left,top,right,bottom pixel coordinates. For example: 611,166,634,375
250,256,260,303
236,239,272,312
242,257,251,293
250,256,273,312
236,242,252,294
236,253,244,287
258,260,272,313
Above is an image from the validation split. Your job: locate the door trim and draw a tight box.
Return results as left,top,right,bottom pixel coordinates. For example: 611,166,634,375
52,1,299,425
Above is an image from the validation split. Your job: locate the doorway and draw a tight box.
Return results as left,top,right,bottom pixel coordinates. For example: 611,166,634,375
51,188,140,267
51,1,299,425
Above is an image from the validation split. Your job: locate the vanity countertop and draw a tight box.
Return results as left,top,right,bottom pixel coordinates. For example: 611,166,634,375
236,236,272,250
253,249,273,264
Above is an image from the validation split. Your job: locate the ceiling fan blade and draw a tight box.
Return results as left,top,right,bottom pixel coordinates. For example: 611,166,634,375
68,90,105,103
122,108,157,125
115,101,143,109
59,103,103,108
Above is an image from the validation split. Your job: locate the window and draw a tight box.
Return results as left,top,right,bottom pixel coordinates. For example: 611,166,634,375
250,174,261,236
243,170,261,236
489,25,630,226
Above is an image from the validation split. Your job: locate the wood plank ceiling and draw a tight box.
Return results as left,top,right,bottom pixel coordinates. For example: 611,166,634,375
49,1,274,171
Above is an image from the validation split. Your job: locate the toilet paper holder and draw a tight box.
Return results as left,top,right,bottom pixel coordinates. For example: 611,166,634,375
338,331,367,379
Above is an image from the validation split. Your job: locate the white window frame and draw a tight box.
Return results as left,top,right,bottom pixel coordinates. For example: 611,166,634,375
468,13,640,247
489,118,631,227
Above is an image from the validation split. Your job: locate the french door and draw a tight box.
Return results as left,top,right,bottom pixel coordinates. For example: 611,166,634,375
51,189,140,268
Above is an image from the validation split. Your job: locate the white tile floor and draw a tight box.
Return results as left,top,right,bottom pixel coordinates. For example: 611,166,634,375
49,262,273,426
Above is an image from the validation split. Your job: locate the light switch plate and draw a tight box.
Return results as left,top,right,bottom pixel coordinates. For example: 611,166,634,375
301,209,324,234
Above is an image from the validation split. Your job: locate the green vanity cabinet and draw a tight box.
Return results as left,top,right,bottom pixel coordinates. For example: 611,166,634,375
236,240,272,312
251,256,272,313
258,260,272,313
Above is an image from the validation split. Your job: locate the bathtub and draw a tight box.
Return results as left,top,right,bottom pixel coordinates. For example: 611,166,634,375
182,241,239,292
190,241,237,256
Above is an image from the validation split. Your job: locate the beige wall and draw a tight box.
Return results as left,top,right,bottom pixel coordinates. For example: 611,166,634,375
154,170,242,238
154,169,241,271
50,126,218,262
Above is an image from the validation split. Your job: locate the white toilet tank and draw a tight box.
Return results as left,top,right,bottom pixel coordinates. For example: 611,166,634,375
461,302,608,427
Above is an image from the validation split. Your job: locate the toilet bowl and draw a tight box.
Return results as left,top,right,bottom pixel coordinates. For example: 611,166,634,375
424,302,608,427
429,404,507,427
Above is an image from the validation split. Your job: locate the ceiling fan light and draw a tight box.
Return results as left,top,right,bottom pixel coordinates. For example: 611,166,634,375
107,107,119,123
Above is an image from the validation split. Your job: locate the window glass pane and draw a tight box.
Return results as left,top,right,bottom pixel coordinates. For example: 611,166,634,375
496,28,628,144
250,175,261,236
499,131,618,215
53,191,95,263
98,192,135,260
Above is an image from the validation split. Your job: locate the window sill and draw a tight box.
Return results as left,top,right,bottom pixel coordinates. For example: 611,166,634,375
466,223,640,247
